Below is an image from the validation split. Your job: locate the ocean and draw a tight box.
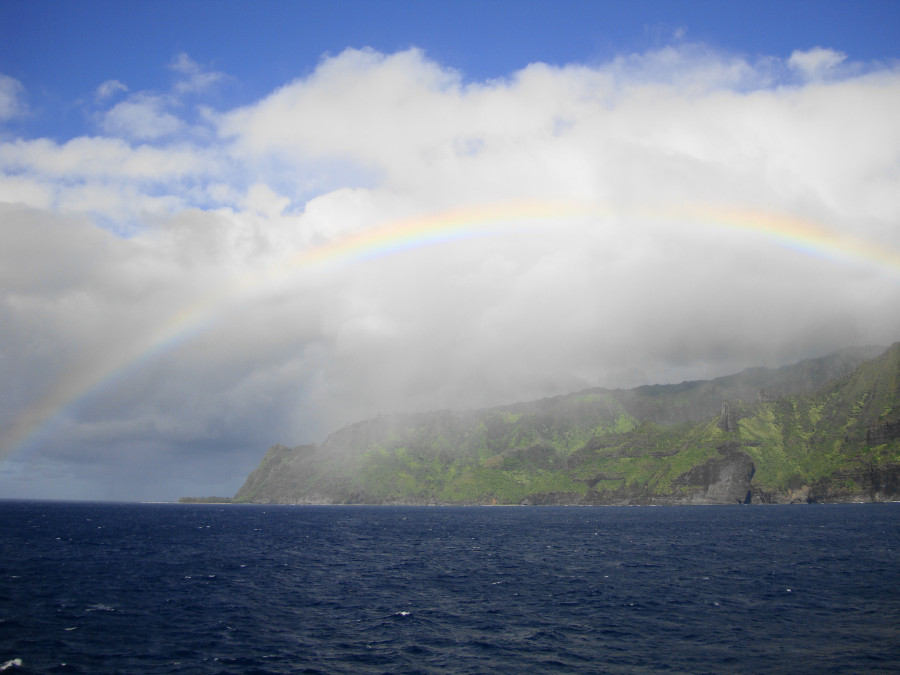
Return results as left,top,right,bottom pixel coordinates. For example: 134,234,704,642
1,501,897,674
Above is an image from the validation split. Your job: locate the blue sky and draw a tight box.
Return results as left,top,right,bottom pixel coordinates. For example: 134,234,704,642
1,1,900,500
4,0,899,139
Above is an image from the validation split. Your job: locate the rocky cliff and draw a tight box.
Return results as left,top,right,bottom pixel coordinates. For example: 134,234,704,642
234,343,900,505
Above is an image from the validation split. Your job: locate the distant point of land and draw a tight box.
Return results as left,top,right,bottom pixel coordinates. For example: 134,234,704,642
178,496,234,504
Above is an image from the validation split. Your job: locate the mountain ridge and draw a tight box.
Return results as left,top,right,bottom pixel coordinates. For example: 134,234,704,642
231,343,900,505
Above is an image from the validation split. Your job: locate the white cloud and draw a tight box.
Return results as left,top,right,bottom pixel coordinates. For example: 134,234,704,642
789,47,847,79
95,79,128,102
102,93,185,139
86,54,224,152
0,136,208,179
0,173,54,209
0,136,217,223
3,45,900,500
170,53,225,93
0,72,26,120
242,182,291,217
220,47,900,223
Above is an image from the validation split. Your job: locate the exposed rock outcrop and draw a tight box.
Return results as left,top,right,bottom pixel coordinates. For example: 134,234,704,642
717,402,741,433
866,422,900,446
673,448,755,504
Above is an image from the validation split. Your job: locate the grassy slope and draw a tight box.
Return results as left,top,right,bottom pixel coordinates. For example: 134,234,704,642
741,342,900,496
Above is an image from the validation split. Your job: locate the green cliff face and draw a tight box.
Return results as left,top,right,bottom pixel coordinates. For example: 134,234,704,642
234,344,900,505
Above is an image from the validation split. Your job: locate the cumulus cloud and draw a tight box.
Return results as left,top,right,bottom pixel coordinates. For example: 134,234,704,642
0,73,26,120
2,45,900,500
0,136,208,179
0,136,217,225
170,53,226,93
92,54,223,142
95,79,128,102
101,93,185,140
789,47,847,78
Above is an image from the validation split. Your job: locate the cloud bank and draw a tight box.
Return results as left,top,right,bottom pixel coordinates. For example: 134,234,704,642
2,46,899,500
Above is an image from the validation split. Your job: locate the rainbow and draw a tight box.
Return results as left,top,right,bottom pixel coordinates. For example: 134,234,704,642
3,198,899,461
679,204,900,273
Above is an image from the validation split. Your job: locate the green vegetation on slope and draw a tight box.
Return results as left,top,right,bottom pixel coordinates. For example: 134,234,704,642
234,343,900,505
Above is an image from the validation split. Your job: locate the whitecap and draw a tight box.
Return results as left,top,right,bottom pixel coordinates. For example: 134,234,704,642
85,604,115,613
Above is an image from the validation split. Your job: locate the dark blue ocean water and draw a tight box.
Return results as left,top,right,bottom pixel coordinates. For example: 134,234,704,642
1,502,898,674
